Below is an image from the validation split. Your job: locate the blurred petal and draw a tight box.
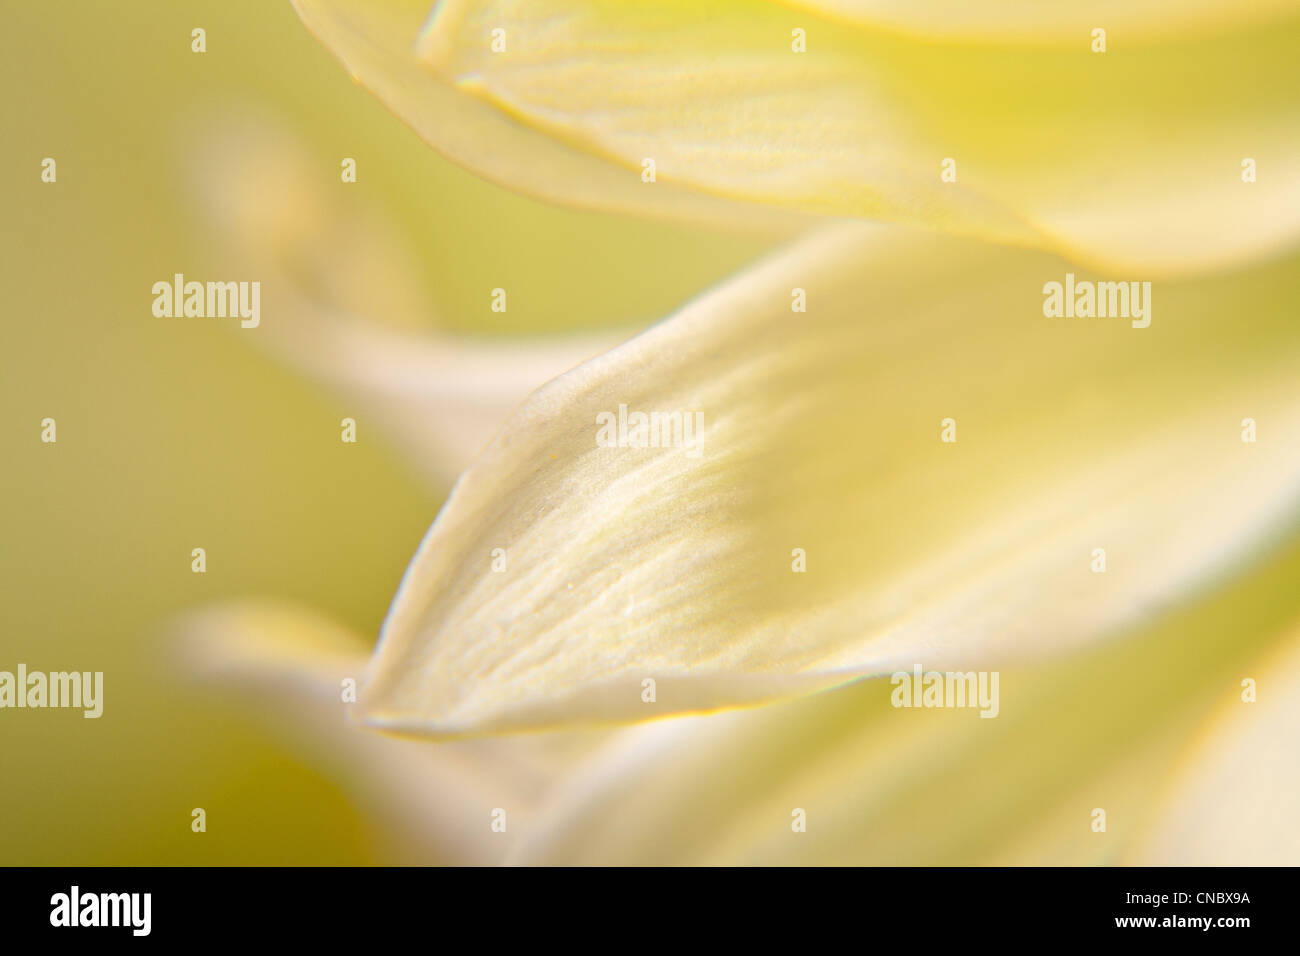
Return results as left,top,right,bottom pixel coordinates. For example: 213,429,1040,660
296,0,1300,272
361,223,1300,736
181,601,603,863
786,0,1299,41
1130,622,1300,865
243,292,627,484
193,116,631,482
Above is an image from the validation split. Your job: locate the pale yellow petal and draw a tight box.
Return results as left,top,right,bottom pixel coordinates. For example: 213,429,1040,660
192,116,632,483
298,0,1300,272
784,0,1300,41
240,291,627,484
291,0,808,235
361,224,1300,736
415,0,1036,244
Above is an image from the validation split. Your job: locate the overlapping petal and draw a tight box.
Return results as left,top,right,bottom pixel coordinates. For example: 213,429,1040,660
359,224,1300,736
291,0,809,236
507,555,1300,864
295,0,1300,272
193,117,631,482
1130,622,1300,865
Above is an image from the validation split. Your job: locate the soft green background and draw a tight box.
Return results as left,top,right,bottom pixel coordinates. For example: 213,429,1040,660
0,0,770,863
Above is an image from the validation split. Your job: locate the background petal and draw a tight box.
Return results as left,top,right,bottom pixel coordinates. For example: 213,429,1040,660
181,601,606,863
510,539,1300,864
292,0,810,234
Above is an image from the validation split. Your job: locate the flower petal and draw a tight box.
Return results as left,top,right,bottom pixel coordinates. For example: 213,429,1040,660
181,601,604,863
296,0,1300,272
192,116,633,483
243,292,627,484
1130,622,1300,865
361,223,1300,736
786,0,1299,41
291,0,809,235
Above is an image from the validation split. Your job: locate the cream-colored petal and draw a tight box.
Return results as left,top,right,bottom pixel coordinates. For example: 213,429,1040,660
1129,622,1300,865
180,601,604,863
297,0,1300,273
361,223,1300,736
291,0,809,236
510,547,1300,864
785,0,1300,42
415,0,1036,243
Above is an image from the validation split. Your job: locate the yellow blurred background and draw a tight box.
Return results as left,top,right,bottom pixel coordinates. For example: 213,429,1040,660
0,0,773,863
